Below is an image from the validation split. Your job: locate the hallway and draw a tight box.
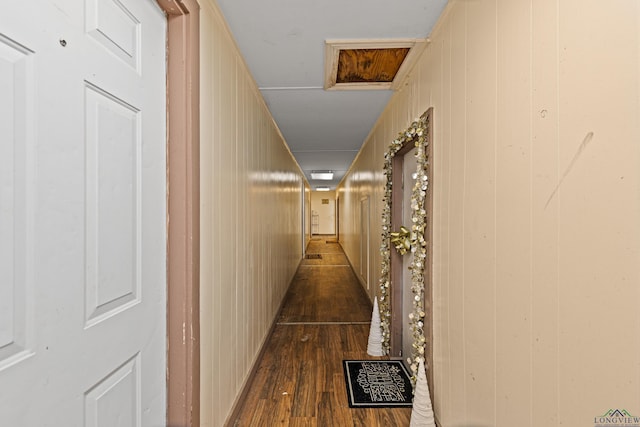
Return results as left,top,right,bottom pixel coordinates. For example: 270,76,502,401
229,237,412,426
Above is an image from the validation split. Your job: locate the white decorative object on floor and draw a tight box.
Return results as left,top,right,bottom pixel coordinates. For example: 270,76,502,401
367,296,384,356
409,359,436,427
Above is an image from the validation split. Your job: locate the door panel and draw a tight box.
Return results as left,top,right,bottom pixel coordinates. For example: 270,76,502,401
0,0,166,425
85,83,141,325
402,148,418,362
0,33,33,368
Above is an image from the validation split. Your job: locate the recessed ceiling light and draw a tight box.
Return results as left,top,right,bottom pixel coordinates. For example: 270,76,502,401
311,170,334,180
316,186,331,192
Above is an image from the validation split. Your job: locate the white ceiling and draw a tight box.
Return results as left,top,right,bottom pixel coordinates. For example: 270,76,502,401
214,0,449,190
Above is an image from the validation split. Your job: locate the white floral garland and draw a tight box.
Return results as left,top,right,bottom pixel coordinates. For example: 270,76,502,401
378,111,429,385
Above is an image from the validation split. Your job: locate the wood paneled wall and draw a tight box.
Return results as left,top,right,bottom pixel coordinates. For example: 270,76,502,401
338,1,640,425
199,1,305,425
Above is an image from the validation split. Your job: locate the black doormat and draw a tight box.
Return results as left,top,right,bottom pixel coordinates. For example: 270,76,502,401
343,360,413,408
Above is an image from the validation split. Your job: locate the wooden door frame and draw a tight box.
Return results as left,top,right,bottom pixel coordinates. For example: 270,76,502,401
390,108,434,398
156,0,200,426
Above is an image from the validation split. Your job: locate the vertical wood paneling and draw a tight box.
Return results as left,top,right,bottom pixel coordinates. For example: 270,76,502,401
447,5,468,424
495,0,533,425
199,1,305,425
557,1,640,423
199,11,216,424
464,0,497,424
531,0,559,424
338,1,640,426
436,24,452,423
210,8,223,420
218,36,235,415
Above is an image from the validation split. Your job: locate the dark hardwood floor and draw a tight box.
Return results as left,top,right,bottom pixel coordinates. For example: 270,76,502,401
229,237,412,426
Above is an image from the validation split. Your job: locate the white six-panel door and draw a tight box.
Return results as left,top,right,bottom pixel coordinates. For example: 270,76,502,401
0,0,167,425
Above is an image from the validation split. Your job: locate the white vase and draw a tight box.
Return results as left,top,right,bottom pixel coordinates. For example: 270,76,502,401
366,297,384,356
409,359,436,427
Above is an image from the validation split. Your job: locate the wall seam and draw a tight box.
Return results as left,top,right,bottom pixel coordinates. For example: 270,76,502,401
554,0,561,423
493,0,498,424
446,21,453,422
461,3,468,423
528,1,534,426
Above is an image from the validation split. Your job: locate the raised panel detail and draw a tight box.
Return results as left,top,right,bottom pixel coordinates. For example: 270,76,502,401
0,34,34,370
85,82,141,327
84,353,141,427
86,0,140,72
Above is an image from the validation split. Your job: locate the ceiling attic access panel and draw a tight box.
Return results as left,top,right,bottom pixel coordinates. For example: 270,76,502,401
337,48,410,83
324,39,426,90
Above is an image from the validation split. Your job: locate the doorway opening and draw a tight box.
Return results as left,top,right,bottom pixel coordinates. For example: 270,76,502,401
310,190,336,236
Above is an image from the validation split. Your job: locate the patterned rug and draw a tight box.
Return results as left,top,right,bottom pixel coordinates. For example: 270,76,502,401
343,360,413,408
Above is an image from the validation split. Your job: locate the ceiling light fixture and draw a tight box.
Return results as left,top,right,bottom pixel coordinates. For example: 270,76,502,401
310,170,334,180
316,186,331,192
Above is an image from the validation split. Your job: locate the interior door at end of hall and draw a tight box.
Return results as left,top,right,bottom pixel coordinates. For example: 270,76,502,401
402,148,418,363
0,0,167,425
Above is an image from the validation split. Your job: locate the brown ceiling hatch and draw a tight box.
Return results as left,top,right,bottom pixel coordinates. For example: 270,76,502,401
324,39,427,90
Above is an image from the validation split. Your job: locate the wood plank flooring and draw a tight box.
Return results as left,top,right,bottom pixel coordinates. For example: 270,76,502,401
228,237,412,426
